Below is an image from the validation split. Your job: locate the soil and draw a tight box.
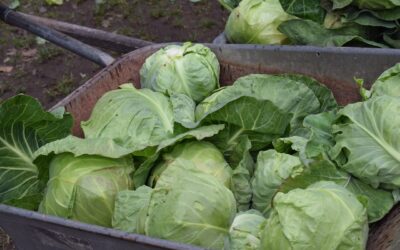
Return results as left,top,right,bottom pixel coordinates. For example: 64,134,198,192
0,0,229,108
0,1,228,248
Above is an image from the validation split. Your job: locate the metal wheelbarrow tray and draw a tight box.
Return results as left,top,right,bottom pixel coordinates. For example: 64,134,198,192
2,43,400,249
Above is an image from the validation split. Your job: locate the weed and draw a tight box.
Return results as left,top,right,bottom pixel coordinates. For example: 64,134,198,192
13,68,28,79
172,17,184,28
200,19,216,29
0,84,11,95
169,9,183,17
150,8,166,19
12,35,36,49
138,30,156,42
37,44,62,63
45,73,75,98
14,86,27,94
118,27,135,37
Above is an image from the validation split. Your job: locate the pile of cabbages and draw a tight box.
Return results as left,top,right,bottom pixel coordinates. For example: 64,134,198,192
1,42,400,250
220,0,400,48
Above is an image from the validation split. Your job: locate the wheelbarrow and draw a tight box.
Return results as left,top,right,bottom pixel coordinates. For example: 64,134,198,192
2,2,400,250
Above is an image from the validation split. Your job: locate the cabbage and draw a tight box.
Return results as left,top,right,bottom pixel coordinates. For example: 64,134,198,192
140,42,219,102
35,136,134,227
251,150,303,216
260,181,369,250
81,84,175,152
331,96,400,189
113,159,236,249
148,141,232,187
226,210,266,250
225,0,295,45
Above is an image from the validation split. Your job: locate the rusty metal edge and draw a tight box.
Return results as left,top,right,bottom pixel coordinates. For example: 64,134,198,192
51,42,400,111
0,205,203,250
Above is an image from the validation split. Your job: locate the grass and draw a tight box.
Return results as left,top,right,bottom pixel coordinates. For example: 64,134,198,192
150,7,166,19
13,68,28,79
137,29,157,42
169,9,183,17
200,19,217,29
172,17,184,28
118,27,135,37
37,44,63,63
0,84,11,95
12,35,36,49
44,73,75,98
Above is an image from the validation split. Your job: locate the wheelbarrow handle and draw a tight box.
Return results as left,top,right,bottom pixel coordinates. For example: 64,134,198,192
0,3,114,67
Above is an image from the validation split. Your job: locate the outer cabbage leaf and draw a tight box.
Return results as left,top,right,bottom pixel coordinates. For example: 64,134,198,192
202,96,290,150
81,84,174,152
273,111,395,222
383,33,400,48
273,136,308,160
145,159,236,250
345,8,400,22
331,96,400,189
227,210,267,250
226,136,255,211
342,12,397,28
112,186,152,234
0,95,72,209
303,111,337,158
225,0,295,45
370,63,400,97
274,111,336,161
231,74,321,131
279,0,326,23
251,150,303,216
280,158,395,222
195,74,321,149
140,42,219,102
332,0,400,10
261,181,368,250
170,93,196,128
34,136,133,159
283,74,338,113
219,0,242,11
279,19,388,48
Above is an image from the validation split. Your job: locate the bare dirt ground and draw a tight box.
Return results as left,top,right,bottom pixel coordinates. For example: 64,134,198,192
0,1,228,248
0,0,228,108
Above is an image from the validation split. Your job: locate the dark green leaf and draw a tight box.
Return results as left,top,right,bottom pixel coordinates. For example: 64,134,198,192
279,19,388,48
279,0,326,23
0,95,72,209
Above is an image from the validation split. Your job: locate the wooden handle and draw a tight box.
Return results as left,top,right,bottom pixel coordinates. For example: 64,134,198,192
0,4,115,67
20,13,154,53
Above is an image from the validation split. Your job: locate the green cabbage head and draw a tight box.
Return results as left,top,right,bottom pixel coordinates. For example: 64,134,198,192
39,153,133,227
35,136,134,227
227,210,267,250
260,181,369,250
140,42,220,102
225,0,295,45
148,141,232,187
113,159,236,249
